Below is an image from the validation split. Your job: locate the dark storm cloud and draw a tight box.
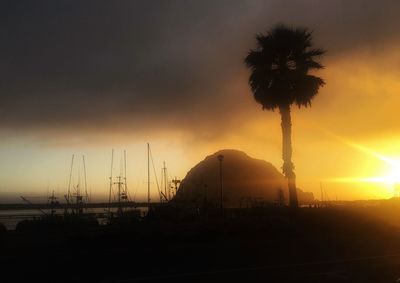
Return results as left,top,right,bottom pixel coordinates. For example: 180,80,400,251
0,0,399,136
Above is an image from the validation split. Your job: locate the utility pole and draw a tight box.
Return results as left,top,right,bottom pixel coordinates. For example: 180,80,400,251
217,154,224,216
124,150,128,201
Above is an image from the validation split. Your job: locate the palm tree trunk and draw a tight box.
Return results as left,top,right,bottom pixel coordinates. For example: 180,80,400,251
279,105,299,208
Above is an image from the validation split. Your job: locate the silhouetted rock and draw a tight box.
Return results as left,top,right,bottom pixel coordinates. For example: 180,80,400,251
175,149,314,207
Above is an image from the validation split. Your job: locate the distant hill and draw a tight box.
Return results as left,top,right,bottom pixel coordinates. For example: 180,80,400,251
174,149,314,207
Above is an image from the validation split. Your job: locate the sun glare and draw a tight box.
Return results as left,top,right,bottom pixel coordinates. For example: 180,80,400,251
323,134,400,197
382,161,400,184
329,157,400,185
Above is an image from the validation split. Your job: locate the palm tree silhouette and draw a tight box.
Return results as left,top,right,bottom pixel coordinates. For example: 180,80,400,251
245,24,325,208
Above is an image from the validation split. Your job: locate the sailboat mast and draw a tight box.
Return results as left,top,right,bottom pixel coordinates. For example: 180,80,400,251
68,154,75,202
83,155,88,203
163,161,167,202
108,149,114,215
66,154,75,214
147,143,150,205
117,176,121,211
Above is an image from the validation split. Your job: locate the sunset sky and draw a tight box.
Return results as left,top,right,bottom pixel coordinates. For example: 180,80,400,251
1,0,400,202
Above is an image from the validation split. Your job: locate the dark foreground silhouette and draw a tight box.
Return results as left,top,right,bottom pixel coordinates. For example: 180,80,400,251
1,207,400,283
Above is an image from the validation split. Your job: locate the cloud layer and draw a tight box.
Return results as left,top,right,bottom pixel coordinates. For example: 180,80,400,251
0,0,399,140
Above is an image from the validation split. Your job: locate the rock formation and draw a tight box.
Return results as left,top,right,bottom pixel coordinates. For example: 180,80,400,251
174,149,314,207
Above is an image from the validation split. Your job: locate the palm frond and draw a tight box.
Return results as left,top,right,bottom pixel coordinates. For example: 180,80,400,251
244,24,325,109
293,75,325,107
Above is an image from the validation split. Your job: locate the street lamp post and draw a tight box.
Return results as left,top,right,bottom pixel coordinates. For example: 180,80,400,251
217,154,224,215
